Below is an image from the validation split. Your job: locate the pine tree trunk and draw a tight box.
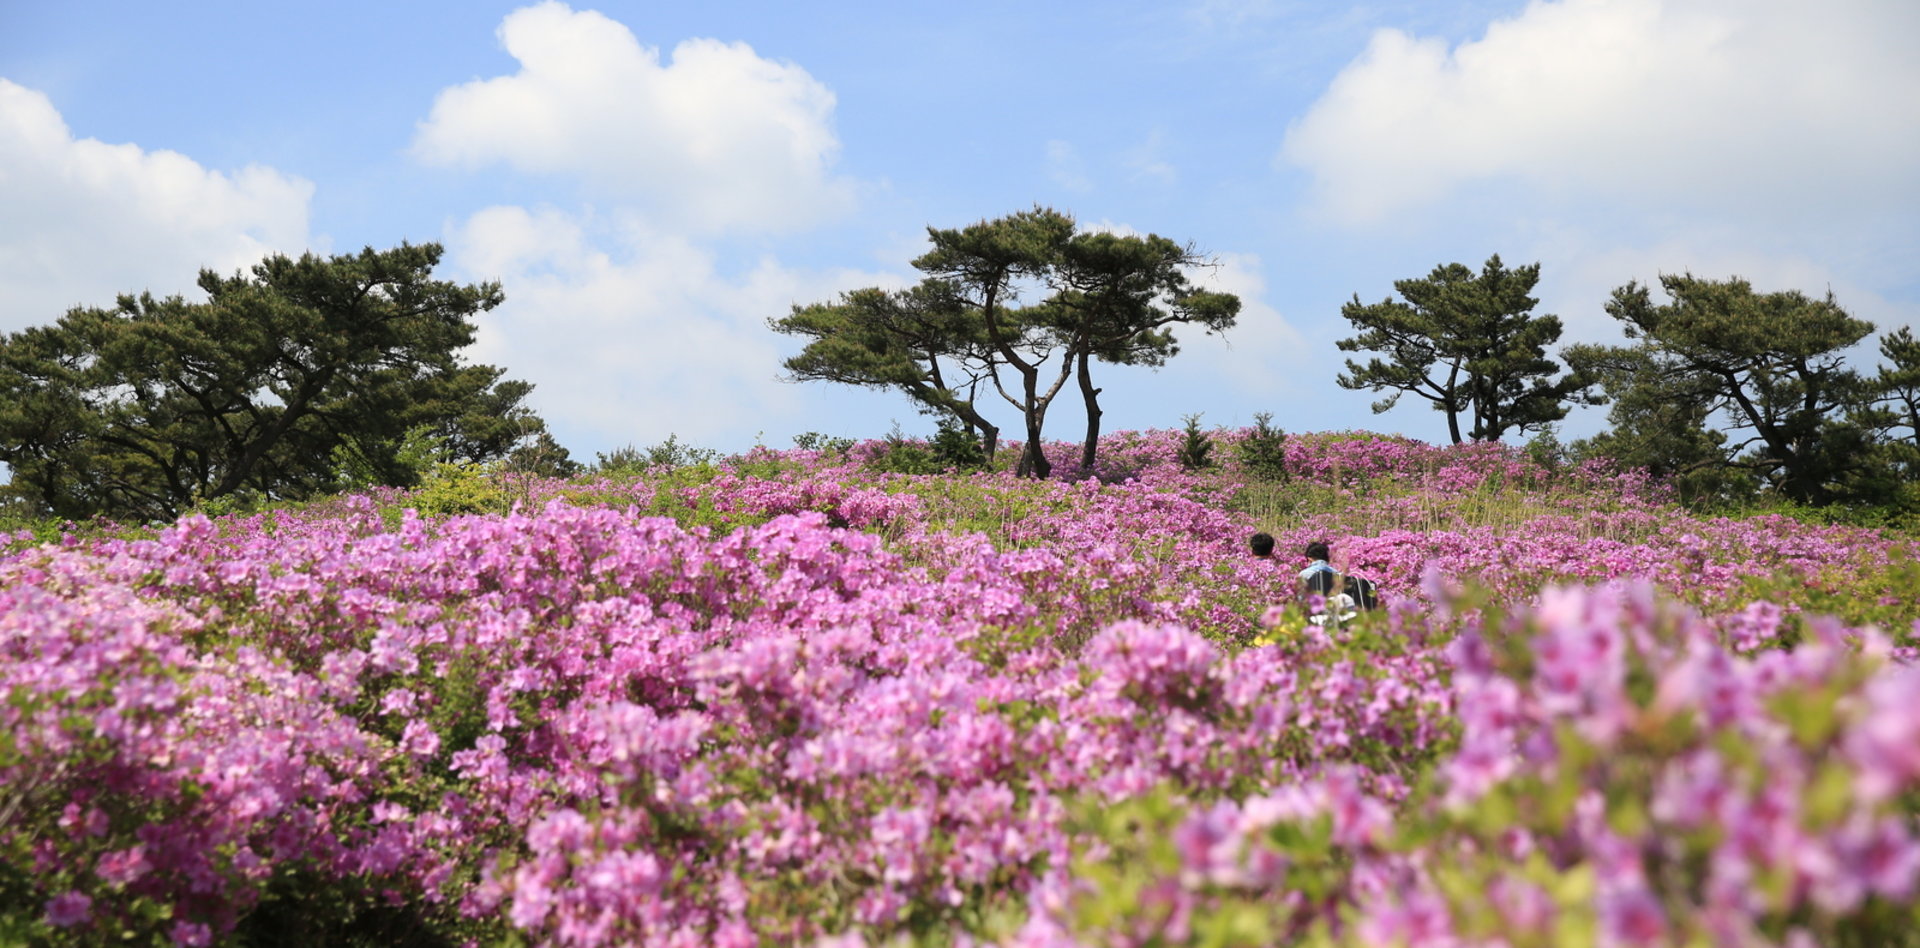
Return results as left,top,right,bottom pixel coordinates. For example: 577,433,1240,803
1078,351,1102,472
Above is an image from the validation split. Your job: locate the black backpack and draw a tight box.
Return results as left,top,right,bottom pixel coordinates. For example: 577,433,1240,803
1303,567,1340,598
1344,575,1380,612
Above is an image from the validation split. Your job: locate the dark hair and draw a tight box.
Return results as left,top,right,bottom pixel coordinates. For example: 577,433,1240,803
1304,541,1330,562
1250,532,1275,556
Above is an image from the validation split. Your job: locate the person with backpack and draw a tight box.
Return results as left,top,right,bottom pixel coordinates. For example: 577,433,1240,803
1344,570,1380,612
1298,540,1380,625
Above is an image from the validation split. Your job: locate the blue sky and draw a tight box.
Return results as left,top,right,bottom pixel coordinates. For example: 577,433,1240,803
4,0,1917,460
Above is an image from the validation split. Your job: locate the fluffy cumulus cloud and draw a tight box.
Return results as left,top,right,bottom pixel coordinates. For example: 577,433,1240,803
414,1,854,234
1280,0,1920,225
1167,251,1310,398
453,208,1309,453
447,205,897,452
1533,233,1920,343
0,79,312,333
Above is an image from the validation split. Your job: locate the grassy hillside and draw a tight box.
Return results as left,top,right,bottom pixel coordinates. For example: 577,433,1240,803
3,428,1917,946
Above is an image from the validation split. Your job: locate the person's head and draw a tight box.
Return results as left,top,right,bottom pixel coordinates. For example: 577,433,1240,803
1304,541,1330,563
1249,532,1275,558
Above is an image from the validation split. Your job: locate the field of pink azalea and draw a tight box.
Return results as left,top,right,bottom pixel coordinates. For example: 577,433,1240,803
4,429,1919,946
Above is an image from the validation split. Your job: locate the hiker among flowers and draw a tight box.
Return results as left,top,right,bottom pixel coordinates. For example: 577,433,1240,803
1249,532,1277,560
1299,540,1379,624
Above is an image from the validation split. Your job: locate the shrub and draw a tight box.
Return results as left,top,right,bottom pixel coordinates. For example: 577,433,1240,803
6,426,1918,946
792,431,857,456
1178,414,1215,471
1235,412,1289,481
1522,426,1568,470
409,461,507,516
505,432,582,479
594,434,718,476
930,417,989,471
867,426,942,475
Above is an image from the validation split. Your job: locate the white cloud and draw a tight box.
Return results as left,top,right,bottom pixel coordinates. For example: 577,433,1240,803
1079,219,1143,238
1124,130,1178,186
446,204,899,453
1176,251,1311,396
413,1,854,234
1074,248,1312,434
447,205,1314,453
0,79,313,332
1045,139,1093,192
1066,223,1307,396
1527,233,1920,441
1532,232,1920,346
1280,0,1920,225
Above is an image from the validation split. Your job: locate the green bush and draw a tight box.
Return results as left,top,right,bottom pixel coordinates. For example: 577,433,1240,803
864,420,988,475
504,432,581,479
1177,414,1215,471
1734,560,1920,640
869,434,942,475
1522,426,1568,471
1235,412,1289,481
930,418,990,471
331,424,447,491
594,434,718,476
192,489,266,519
409,461,507,516
792,431,857,455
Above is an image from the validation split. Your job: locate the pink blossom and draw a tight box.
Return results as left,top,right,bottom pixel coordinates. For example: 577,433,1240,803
45,891,91,927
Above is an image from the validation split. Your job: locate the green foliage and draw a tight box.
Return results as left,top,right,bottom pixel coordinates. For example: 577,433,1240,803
772,281,1003,463
408,461,508,517
1177,414,1215,470
930,417,990,470
1336,255,1593,444
1566,343,1735,509
0,510,60,550
1235,412,1290,481
1063,788,1296,946
332,424,447,492
868,430,943,476
1735,560,1920,638
1227,451,1645,540
792,431,857,455
863,419,991,475
1718,484,1920,532
1521,426,1567,471
503,431,581,479
191,488,266,519
1575,274,1880,507
1855,327,1920,494
232,875,462,948
555,461,759,535
883,477,1082,549
591,445,650,477
641,434,718,469
779,206,1240,478
593,435,718,476
0,242,552,521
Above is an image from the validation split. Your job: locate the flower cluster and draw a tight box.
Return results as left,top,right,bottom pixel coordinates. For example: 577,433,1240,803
1031,583,1920,947
1,428,1915,946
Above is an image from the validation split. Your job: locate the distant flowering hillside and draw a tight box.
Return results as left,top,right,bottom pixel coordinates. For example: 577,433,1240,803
3,430,1917,946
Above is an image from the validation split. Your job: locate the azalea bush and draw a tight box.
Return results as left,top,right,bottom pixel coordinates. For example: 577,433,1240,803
1,429,1916,946
1031,584,1920,947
